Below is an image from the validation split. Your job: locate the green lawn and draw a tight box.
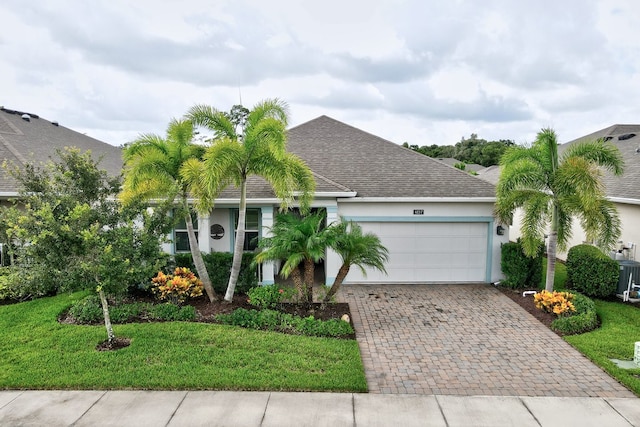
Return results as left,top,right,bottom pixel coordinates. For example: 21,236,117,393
0,293,367,391
564,300,640,396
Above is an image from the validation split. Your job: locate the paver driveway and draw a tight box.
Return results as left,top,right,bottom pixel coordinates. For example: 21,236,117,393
339,284,635,397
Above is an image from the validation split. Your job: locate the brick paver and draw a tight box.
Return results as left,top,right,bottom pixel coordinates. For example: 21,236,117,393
338,284,635,397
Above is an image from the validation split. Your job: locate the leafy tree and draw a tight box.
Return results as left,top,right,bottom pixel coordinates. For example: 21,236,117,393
496,128,624,292
255,211,332,303
1,148,170,344
121,119,217,302
404,135,515,166
323,220,389,302
184,99,315,302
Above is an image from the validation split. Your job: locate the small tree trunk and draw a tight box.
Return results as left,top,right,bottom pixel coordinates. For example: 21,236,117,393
303,258,315,303
183,204,216,302
545,205,559,292
225,179,247,302
323,264,350,302
545,231,557,292
97,287,115,344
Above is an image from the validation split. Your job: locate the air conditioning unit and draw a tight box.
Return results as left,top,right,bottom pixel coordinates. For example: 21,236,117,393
617,260,640,295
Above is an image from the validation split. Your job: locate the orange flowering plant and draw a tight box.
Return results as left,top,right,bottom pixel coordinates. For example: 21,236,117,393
151,267,204,305
534,290,576,317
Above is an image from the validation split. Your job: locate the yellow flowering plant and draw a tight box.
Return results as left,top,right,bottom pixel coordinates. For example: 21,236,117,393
534,290,576,317
151,267,204,305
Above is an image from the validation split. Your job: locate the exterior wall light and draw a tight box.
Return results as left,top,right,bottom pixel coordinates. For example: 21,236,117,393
496,225,505,236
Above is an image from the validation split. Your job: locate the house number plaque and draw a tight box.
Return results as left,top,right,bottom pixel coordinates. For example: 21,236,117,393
413,209,424,215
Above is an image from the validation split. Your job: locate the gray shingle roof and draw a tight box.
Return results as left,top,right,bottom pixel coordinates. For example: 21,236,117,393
0,107,123,194
561,124,640,201
286,116,496,198
476,165,501,185
434,158,485,173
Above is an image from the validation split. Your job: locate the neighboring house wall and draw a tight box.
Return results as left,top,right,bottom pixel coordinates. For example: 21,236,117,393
546,201,640,261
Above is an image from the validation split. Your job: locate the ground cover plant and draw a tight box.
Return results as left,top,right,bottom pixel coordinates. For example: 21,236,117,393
0,293,367,391
564,300,640,396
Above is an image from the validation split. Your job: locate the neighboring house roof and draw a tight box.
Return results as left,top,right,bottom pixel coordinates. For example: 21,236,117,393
560,124,640,202
285,116,496,198
476,124,640,203
434,157,485,173
476,165,501,185
0,107,123,194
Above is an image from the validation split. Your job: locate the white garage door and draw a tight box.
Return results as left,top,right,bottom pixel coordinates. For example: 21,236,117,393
345,222,488,283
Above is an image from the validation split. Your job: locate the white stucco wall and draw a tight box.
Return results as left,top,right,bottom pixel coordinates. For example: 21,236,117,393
509,201,640,261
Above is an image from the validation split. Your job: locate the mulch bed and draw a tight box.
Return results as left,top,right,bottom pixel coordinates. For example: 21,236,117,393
496,287,559,333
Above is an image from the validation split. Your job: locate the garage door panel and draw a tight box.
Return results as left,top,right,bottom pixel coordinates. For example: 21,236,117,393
345,222,488,283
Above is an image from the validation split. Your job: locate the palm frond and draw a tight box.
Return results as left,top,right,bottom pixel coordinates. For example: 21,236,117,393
187,104,237,140
562,139,624,176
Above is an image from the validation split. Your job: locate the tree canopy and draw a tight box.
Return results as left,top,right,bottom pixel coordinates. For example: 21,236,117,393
403,134,515,167
495,128,624,292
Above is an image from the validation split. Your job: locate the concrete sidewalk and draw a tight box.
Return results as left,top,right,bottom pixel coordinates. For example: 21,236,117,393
1,390,638,427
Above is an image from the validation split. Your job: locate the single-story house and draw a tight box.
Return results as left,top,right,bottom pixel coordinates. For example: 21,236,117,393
193,116,508,285
0,107,508,284
477,125,640,261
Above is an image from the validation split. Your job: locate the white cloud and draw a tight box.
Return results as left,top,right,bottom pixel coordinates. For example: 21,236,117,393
0,0,639,148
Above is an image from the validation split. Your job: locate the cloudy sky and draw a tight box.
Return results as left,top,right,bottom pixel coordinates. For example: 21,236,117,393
1,0,639,147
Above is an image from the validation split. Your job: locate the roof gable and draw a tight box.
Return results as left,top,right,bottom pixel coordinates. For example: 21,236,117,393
286,116,496,198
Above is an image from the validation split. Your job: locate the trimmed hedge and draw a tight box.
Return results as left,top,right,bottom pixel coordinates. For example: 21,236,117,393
566,244,618,298
216,308,354,338
173,252,258,295
68,295,196,324
501,240,543,289
551,293,598,335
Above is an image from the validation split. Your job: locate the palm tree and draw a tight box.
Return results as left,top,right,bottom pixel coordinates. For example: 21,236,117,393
184,99,315,302
323,220,389,302
255,211,331,302
121,119,216,302
496,128,624,292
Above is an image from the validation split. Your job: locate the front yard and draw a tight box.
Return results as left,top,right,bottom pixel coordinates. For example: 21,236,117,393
0,293,367,392
564,300,640,395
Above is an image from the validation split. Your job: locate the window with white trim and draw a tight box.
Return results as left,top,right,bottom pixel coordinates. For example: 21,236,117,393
234,208,260,251
174,211,198,252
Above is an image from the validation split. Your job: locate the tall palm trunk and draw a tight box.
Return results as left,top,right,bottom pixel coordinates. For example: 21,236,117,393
545,206,558,292
183,198,216,302
225,179,247,302
323,263,350,302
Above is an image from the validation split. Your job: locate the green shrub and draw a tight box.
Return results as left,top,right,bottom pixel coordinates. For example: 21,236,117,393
174,252,258,295
216,308,354,338
68,295,103,323
148,303,196,321
501,239,543,289
551,293,598,335
110,302,149,323
68,295,195,323
566,244,619,298
0,267,58,301
247,285,295,309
